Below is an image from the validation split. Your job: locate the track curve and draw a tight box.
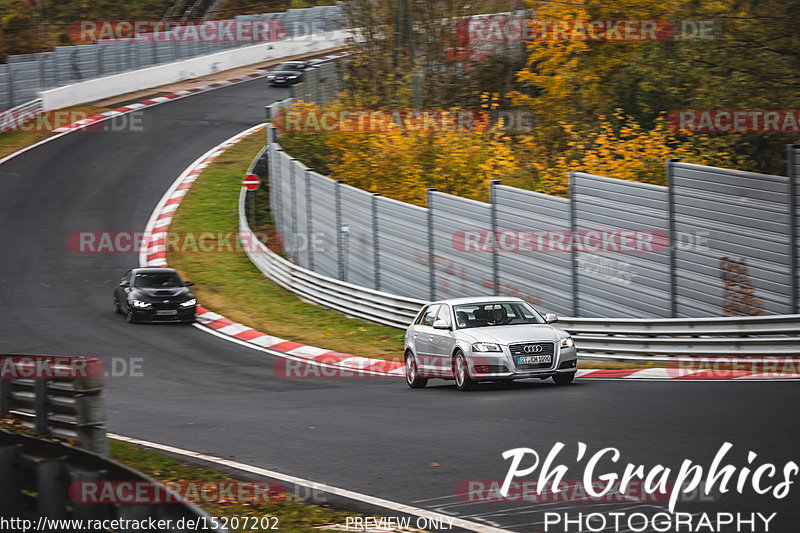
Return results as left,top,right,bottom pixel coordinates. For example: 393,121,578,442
0,76,798,532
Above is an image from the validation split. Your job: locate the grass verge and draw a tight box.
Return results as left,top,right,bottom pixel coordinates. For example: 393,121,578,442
166,131,406,361
165,129,662,370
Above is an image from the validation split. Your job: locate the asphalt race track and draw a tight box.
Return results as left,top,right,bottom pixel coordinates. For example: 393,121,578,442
0,76,798,532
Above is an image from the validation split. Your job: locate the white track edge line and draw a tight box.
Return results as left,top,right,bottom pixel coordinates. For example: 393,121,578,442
107,433,511,533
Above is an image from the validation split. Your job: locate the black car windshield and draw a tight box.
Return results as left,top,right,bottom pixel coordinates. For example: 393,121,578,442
133,272,183,288
275,62,302,71
453,301,545,329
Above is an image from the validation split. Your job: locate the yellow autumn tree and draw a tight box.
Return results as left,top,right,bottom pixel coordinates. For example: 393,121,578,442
520,110,731,196
277,99,519,207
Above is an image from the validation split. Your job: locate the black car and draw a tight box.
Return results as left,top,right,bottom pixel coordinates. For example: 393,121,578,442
113,267,197,323
266,61,310,85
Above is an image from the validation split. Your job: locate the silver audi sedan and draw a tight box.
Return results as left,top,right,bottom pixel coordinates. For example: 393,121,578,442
404,296,577,390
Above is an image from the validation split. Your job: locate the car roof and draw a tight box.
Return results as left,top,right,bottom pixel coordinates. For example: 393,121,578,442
431,296,525,306
132,267,178,274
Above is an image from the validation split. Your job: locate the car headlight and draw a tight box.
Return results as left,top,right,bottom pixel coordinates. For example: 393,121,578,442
472,342,502,352
267,74,275,78
560,337,574,348
287,75,297,79
131,300,151,308
180,299,196,307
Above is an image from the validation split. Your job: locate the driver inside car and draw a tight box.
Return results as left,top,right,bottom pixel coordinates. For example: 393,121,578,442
487,306,507,326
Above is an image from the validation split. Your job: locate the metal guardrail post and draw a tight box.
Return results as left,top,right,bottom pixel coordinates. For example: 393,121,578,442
0,378,9,417
38,54,45,90
335,180,344,281
788,145,798,314
274,148,283,253
290,159,299,261
34,379,48,435
0,443,21,515
306,169,315,271
568,172,578,316
490,180,500,295
6,63,14,108
372,193,381,291
427,188,437,301
667,158,680,318
35,456,68,520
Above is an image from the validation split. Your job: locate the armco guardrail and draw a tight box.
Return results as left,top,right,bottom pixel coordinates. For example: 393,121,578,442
559,315,800,357
240,125,800,357
41,30,351,110
240,138,425,329
0,430,227,532
0,354,108,456
0,4,348,110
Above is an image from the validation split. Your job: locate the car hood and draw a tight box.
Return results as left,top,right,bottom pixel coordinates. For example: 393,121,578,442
457,324,566,345
129,287,194,302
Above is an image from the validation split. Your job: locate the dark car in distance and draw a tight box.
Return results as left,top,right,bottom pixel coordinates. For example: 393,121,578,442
113,267,197,323
266,61,310,85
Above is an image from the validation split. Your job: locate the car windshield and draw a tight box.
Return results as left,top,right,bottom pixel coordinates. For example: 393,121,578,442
453,301,545,329
275,62,301,71
133,272,183,288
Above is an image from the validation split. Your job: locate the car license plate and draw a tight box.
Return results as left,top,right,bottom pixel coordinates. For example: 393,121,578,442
517,355,551,364
156,310,178,316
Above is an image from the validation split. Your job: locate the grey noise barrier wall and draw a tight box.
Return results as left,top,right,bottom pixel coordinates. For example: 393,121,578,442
269,126,800,318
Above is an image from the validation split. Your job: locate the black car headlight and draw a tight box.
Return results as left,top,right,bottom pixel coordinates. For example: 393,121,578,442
180,298,197,308
131,300,151,308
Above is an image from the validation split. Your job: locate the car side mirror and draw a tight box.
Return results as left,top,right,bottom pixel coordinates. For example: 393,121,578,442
545,313,558,323
184,281,195,287
432,319,450,330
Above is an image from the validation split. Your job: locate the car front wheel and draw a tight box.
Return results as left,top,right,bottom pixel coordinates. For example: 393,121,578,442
405,352,428,389
113,298,122,314
453,351,476,391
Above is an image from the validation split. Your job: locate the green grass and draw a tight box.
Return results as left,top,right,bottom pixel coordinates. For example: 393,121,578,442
166,130,662,369
109,440,357,532
167,131,406,361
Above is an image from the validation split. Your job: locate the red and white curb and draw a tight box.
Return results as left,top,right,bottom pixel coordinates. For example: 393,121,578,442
53,51,352,133
138,126,800,381
137,123,405,378
99,69,796,382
